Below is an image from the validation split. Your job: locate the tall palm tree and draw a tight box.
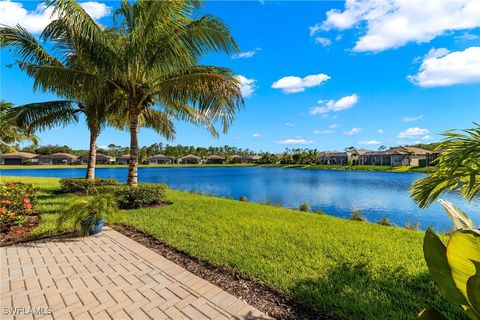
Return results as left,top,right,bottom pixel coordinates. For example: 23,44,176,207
0,101,38,150
15,0,243,186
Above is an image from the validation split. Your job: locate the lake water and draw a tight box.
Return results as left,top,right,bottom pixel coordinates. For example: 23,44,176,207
2,166,479,231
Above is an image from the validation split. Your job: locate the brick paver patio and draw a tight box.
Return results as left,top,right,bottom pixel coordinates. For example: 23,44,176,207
1,227,270,320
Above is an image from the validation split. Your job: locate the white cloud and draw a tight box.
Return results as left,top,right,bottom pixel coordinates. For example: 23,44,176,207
403,114,424,122
313,130,335,135
378,129,384,134
236,75,256,98
309,94,358,115
358,140,381,145
397,127,430,139
271,73,330,94
232,48,261,59
252,133,262,138
312,0,480,52
0,1,111,33
314,37,332,47
328,124,338,128
285,122,295,127
79,1,110,20
408,47,480,87
423,135,432,140
275,139,314,145
344,128,363,136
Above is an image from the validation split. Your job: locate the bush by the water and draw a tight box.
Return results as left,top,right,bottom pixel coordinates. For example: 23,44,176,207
351,208,367,222
377,216,395,227
0,182,37,227
97,184,167,209
299,202,310,212
59,178,118,194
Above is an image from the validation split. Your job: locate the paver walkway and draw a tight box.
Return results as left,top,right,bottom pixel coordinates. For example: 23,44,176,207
1,227,270,320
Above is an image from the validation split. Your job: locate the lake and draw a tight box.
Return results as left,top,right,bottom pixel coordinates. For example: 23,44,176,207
2,166,479,231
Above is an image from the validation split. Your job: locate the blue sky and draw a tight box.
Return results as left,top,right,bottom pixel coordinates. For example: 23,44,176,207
1,0,479,152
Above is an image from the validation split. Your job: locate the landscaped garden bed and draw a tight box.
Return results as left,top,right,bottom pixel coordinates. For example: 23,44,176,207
0,176,467,319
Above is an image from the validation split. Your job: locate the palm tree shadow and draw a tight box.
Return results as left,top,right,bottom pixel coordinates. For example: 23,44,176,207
289,262,466,320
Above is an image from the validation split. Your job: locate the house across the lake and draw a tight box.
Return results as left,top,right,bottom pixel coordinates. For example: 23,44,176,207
0,152,39,165
179,154,201,164
205,155,224,164
77,153,116,165
149,154,175,164
116,154,130,165
36,153,77,165
358,146,430,166
319,152,348,165
230,155,254,164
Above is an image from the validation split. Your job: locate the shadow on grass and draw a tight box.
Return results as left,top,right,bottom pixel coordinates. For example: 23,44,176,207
290,262,466,320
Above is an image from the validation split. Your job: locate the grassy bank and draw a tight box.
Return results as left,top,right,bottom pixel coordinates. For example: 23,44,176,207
1,163,435,173
0,176,461,319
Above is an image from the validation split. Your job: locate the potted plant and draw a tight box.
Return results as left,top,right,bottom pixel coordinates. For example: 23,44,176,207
57,194,117,236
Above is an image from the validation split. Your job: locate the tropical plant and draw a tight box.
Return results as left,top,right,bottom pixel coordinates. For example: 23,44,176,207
404,150,415,166
14,1,243,186
57,193,117,236
0,19,136,179
408,124,480,319
0,101,38,149
418,200,480,320
299,202,310,212
410,124,480,208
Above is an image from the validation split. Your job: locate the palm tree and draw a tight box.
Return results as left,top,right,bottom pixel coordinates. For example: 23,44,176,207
15,0,243,186
404,150,414,166
1,24,115,179
0,101,38,149
410,123,480,207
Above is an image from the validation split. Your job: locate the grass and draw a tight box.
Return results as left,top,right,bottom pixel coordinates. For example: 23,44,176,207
1,176,464,320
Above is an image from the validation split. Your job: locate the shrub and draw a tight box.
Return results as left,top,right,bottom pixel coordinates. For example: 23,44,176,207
351,209,367,222
59,178,118,194
97,184,167,209
377,216,394,227
0,182,37,227
57,193,117,236
239,196,247,201
299,202,310,212
404,221,421,230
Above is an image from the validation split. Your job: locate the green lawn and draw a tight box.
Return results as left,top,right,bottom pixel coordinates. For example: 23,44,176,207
1,176,461,319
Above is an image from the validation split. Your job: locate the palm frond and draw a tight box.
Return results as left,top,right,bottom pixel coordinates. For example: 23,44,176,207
8,100,79,132
0,24,62,66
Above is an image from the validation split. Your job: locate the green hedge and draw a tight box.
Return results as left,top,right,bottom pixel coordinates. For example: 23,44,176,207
96,184,167,209
59,178,119,194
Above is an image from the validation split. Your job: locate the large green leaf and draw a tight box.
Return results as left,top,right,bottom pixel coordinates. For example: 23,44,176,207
418,306,448,319
438,199,475,230
447,229,480,306
424,228,468,305
467,262,480,314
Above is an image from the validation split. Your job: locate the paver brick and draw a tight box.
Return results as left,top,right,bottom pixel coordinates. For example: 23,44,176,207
0,228,270,320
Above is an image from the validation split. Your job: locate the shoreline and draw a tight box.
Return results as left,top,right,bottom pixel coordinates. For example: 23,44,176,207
0,163,435,173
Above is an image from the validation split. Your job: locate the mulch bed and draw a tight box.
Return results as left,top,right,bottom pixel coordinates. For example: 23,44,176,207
112,224,334,320
0,215,40,247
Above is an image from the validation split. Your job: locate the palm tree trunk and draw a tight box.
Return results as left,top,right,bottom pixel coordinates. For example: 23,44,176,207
85,129,98,180
127,111,139,186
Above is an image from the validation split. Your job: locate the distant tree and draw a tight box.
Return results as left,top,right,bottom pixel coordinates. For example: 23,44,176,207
378,145,387,151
